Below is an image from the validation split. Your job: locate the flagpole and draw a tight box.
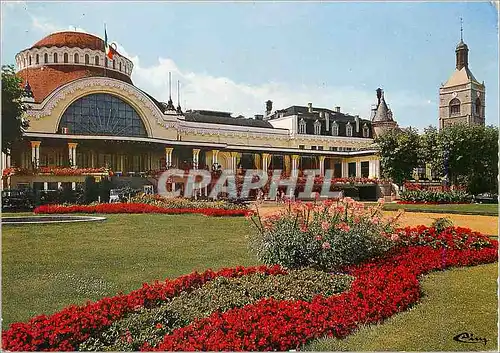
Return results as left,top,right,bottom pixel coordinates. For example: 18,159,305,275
104,23,107,78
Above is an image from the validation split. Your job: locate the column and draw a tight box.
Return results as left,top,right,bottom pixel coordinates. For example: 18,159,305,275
374,159,380,178
212,149,219,166
291,155,300,178
68,142,78,168
356,161,361,178
31,141,41,168
192,149,200,170
318,156,326,176
341,161,348,178
230,152,238,171
262,153,271,173
165,147,173,169
91,151,95,168
368,160,375,178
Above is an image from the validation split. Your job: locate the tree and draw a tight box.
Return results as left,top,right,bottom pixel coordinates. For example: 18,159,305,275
2,65,29,154
419,125,441,178
375,127,422,185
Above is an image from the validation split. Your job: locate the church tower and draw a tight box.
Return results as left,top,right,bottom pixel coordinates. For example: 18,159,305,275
439,20,485,129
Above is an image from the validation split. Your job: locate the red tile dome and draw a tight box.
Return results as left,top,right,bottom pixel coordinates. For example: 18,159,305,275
30,31,113,52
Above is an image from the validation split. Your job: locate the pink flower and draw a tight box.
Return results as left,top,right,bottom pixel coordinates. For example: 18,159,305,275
321,221,330,231
372,217,380,225
335,223,350,232
391,234,400,242
315,235,323,241
322,242,331,249
300,224,308,232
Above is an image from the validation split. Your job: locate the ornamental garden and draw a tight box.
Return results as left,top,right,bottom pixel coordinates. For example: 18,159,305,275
1,194,498,351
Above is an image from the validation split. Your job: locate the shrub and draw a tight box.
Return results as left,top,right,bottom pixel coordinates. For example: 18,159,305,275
399,189,471,204
79,269,353,351
431,217,454,233
129,194,248,210
248,198,400,271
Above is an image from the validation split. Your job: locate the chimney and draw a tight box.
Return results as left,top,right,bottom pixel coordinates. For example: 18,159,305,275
335,106,341,113
265,100,273,116
355,115,360,132
325,112,330,131
308,103,313,113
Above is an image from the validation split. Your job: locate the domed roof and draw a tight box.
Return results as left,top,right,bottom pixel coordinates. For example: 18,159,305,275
30,31,115,53
17,65,132,103
456,39,468,50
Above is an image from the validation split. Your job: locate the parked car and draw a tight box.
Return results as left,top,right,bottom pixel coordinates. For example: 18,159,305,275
474,193,498,204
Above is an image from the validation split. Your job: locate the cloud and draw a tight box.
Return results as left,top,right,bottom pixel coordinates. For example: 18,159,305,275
29,15,90,35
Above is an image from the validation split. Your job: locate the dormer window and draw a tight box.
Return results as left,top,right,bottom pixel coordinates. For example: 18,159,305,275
362,124,370,138
314,120,321,135
299,118,306,134
346,122,353,137
331,121,339,136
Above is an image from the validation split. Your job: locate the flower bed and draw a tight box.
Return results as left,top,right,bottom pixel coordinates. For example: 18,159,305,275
33,203,252,217
397,200,471,205
2,226,497,352
3,167,112,177
400,189,471,204
129,194,248,210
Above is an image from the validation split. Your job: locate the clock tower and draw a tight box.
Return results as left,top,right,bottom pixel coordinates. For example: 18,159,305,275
438,22,485,129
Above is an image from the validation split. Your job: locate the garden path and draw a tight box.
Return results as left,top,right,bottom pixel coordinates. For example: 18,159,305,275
252,203,498,236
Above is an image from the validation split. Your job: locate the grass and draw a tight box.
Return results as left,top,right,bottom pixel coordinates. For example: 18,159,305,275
305,263,498,351
2,213,498,352
1,214,258,329
381,203,498,216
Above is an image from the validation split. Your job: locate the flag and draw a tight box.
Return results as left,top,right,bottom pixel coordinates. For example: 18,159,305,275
104,26,116,60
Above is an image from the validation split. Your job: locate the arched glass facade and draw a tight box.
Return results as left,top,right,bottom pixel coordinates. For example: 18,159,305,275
59,93,147,137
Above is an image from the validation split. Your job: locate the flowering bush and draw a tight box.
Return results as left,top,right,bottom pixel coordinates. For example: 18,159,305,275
399,189,471,204
3,167,112,176
129,194,248,210
248,198,402,271
79,269,353,351
33,203,252,217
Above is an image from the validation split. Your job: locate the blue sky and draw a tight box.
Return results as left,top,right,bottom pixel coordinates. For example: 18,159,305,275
1,1,498,130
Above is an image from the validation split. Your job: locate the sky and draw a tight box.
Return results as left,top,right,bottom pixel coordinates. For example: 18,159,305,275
1,1,498,130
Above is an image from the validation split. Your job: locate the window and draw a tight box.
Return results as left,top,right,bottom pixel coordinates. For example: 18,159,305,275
363,124,370,138
63,53,68,63
95,55,99,65
346,123,353,137
311,146,317,150
29,56,32,65
318,146,323,150
74,53,79,63
475,98,481,115
329,147,337,151
299,145,305,150
113,60,116,69
119,62,122,71
53,53,58,63
331,121,339,136
348,162,356,177
314,120,321,135
58,93,148,137
449,98,461,116
85,54,89,64
105,58,108,67
36,54,39,64
361,161,369,178
299,118,306,134
44,53,48,63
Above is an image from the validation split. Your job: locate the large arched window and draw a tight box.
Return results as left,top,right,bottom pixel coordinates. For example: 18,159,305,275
74,53,79,63
449,98,461,116
59,93,147,137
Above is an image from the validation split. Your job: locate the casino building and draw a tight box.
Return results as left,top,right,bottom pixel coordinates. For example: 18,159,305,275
2,31,398,192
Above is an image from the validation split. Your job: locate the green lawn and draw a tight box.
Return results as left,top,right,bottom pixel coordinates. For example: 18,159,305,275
381,203,498,216
305,263,498,351
2,214,498,352
1,214,258,329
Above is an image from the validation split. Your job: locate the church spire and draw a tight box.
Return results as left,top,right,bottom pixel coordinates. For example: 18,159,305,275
165,72,176,111
455,17,469,70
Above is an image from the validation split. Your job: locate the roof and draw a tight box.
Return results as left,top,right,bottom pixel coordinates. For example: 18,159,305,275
275,105,371,123
30,31,115,53
442,66,480,87
17,65,132,103
184,111,274,128
372,97,393,123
